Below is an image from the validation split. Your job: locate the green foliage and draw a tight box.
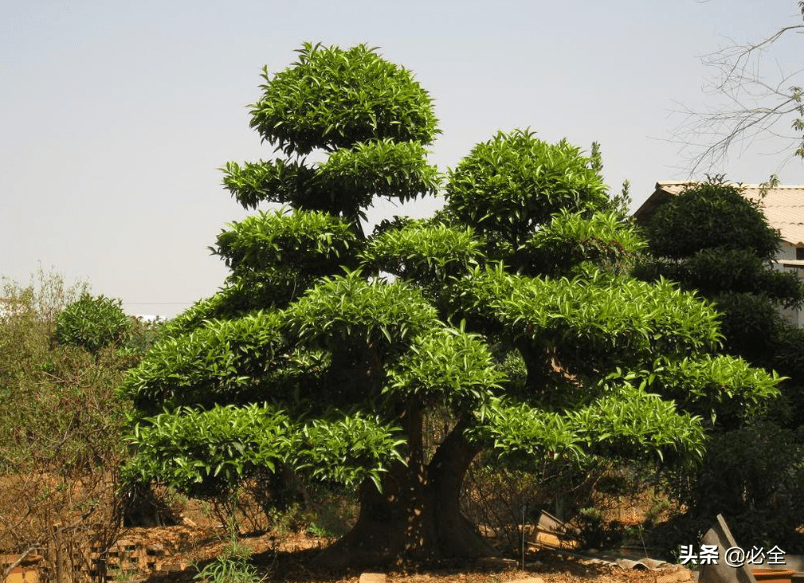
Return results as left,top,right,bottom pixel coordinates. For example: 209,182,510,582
161,294,231,337
193,519,264,583
222,141,439,216
124,404,292,496
124,406,405,496
126,316,167,355
121,44,785,561
385,328,506,410
766,324,804,422
635,248,804,307
315,139,441,211
210,209,361,310
472,398,583,460
668,423,804,551
249,42,439,156
283,270,437,349
523,210,647,276
638,179,804,552
55,293,130,354
629,355,782,425
223,42,440,227
361,221,484,282
569,384,706,463
294,414,406,490
221,159,316,211
637,179,804,422
645,181,780,260
476,384,706,465
213,209,357,275
194,551,262,583
1,273,135,471
1,266,90,326
0,269,141,563
119,312,285,414
307,522,337,538
445,129,609,250
457,267,722,367
3,347,133,472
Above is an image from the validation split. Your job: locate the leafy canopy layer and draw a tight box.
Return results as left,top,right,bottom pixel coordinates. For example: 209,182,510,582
120,43,781,562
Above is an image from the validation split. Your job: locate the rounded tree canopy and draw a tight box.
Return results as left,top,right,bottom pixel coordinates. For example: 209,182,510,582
56,293,129,354
646,181,781,260
212,209,359,277
250,42,440,156
445,129,609,249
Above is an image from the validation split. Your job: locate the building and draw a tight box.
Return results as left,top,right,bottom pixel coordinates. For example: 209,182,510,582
634,181,804,327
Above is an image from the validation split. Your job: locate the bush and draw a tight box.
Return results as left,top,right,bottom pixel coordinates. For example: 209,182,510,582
56,293,130,354
664,423,804,552
645,181,780,261
0,270,148,582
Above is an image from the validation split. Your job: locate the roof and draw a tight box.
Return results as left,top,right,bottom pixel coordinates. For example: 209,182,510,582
634,181,804,246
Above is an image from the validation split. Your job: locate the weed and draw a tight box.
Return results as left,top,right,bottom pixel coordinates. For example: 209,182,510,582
109,564,141,582
306,522,336,538
194,509,266,583
193,555,263,583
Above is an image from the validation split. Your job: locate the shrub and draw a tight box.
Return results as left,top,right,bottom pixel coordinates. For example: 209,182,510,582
0,270,147,582
56,293,130,354
663,423,804,552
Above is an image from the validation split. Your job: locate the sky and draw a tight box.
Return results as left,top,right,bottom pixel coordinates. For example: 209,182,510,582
2,0,804,318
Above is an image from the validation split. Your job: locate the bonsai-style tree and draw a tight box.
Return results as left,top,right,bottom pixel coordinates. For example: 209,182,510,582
120,43,779,566
637,180,804,548
637,179,804,421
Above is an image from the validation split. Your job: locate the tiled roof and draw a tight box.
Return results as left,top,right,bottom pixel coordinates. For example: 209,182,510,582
634,181,804,246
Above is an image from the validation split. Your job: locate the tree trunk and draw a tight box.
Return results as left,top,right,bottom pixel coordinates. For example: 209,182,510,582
313,416,497,567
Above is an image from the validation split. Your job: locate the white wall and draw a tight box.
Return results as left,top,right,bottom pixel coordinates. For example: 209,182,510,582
774,242,804,328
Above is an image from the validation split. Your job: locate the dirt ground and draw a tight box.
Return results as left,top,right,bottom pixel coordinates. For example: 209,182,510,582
3,478,693,583
111,524,693,583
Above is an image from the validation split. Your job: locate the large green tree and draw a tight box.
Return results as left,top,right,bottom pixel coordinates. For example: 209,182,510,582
120,43,779,566
637,180,804,423
636,180,804,548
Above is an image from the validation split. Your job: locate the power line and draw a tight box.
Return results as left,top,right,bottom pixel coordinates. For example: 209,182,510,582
125,302,194,305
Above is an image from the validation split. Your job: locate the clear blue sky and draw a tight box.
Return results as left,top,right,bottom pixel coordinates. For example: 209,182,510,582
3,0,803,317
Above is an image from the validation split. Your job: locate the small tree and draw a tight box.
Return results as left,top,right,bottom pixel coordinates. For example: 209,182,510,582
638,180,804,413
120,43,779,566
56,293,130,354
0,271,141,582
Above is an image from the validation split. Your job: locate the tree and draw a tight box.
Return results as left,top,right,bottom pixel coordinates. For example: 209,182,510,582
56,293,130,354
676,2,804,172
0,269,152,580
637,180,804,392
636,179,804,549
120,43,780,566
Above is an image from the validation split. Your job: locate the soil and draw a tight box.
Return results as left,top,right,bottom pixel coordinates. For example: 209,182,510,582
78,479,692,583
112,524,693,583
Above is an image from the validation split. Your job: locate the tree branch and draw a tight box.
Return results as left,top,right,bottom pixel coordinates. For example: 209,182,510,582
0,505,96,583
673,5,804,173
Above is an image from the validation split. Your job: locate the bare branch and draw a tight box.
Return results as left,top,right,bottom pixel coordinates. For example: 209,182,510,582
673,4,804,174
0,505,96,583
1,544,41,583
